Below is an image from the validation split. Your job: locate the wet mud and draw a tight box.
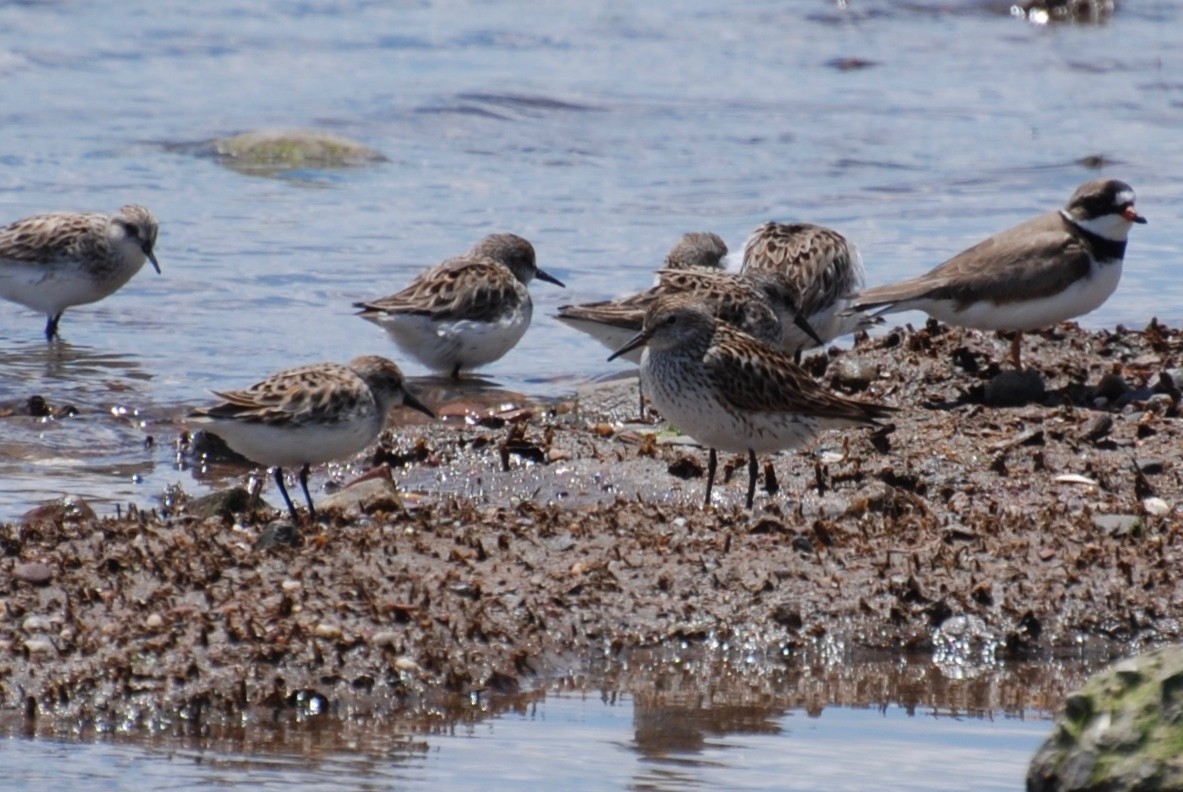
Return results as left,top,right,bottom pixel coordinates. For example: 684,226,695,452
3,318,1182,735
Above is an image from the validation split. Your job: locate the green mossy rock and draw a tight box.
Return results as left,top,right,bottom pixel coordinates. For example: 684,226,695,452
211,129,387,169
1028,644,1183,791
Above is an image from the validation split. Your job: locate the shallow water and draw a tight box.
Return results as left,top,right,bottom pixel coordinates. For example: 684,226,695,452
3,694,1050,791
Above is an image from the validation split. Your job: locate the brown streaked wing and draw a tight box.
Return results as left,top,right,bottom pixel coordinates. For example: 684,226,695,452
358,256,522,323
0,213,105,264
705,323,892,422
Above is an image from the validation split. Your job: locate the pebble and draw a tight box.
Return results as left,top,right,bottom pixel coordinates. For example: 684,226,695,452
1078,414,1113,443
13,562,53,585
394,656,421,673
281,579,302,593
833,359,879,391
371,631,400,648
24,638,54,654
21,615,51,633
314,623,342,640
145,613,164,630
983,370,1045,407
1093,372,1129,402
1143,498,1171,517
1092,514,1142,536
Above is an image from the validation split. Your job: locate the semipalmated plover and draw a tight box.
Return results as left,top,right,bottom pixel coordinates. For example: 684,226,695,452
849,179,1146,368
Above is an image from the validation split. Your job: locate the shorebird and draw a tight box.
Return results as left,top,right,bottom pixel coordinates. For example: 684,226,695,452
848,179,1146,368
188,355,434,520
355,233,564,378
609,294,893,509
0,205,160,340
739,221,872,357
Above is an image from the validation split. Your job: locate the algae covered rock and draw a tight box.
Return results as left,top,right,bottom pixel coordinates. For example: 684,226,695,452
1028,644,1183,791
209,128,387,170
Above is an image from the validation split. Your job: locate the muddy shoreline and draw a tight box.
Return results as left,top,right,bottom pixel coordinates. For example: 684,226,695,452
3,319,1182,734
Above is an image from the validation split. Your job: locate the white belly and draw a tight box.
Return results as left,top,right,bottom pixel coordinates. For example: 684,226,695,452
641,349,834,455
556,316,641,363
365,300,532,373
0,260,142,315
920,261,1122,332
193,413,384,468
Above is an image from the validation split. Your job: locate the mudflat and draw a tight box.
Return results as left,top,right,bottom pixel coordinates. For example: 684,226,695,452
3,319,1181,733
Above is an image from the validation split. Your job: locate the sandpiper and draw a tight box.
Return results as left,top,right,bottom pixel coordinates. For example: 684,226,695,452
0,205,160,340
609,294,893,509
557,266,821,364
355,233,564,378
739,221,872,355
188,355,434,520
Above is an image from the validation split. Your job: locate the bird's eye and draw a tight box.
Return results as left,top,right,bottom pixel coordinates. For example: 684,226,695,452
664,315,677,325
121,221,140,239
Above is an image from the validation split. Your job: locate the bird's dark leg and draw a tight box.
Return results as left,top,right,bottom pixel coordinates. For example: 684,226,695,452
704,448,717,508
451,363,462,380
637,374,646,419
297,463,317,520
273,466,300,521
1010,332,1023,370
745,449,758,509
45,313,62,341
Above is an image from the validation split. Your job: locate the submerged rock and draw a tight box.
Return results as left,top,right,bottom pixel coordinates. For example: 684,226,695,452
1027,644,1183,791
207,128,387,170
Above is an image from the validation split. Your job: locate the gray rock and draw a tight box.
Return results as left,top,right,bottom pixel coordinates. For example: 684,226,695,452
1028,644,1183,791
318,476,401,515
186,487,262,520
1091,514,1142,537
983,369,1046,407
832,358,879,391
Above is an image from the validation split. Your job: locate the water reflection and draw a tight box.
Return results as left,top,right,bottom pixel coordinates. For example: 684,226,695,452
1,650,1065,791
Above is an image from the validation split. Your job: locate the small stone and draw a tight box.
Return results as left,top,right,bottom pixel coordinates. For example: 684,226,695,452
23,638,54,654
372,631,400,648
314,623,342,640
1137,459,1165,476
394,656,420,673
982,370,1046,407
832,358,879,391
1093,372,1129,402
281,579,302,592
254,521,301,551
21,615,51,633
1144,498,1171,517
145,613,164,630
1079,414,1113,443
186,487,260,520
1092,513,1142,536
318,476,400,515
1145,393,1175,414
13,562,53,585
